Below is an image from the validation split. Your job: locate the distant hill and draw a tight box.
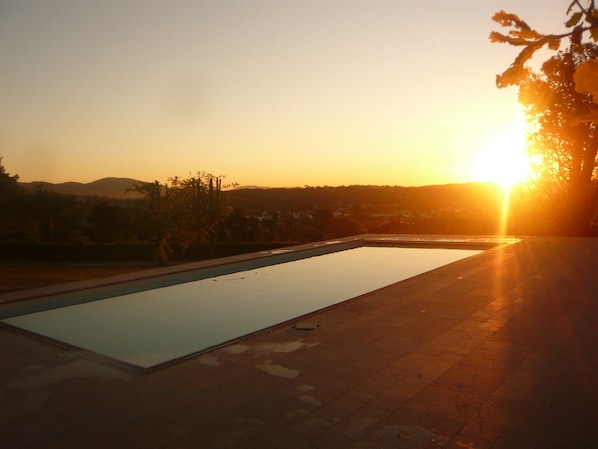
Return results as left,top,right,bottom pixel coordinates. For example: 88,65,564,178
233,185,271,190
16,179,505,208
226,182,504,212
19,177,145,199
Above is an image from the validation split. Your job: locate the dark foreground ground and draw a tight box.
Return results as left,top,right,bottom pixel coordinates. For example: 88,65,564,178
0,263,161,293
1,237,597,448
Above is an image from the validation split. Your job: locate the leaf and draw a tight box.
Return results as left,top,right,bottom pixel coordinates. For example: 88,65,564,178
574,59,598,101
547,37,561,50
495,39,548,88
567,0,577,14
489,31,532,46
565,11,583,27
591,28,598,41
513,41,542,66
489,31,510,43
491,10,531,30
571,26,583,47
505,35,533,45
491,10,510,26
496,63,527,88
585,8,598,27
511,28,542,40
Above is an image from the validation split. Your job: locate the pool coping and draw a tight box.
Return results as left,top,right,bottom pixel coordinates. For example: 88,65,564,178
0,234,519,373
0,234,517,310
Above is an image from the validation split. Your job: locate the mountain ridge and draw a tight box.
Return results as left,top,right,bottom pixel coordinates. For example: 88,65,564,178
19,177,145,199
17,177,502,201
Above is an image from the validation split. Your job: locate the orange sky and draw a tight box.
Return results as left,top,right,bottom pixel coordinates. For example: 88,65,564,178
0,0,572,187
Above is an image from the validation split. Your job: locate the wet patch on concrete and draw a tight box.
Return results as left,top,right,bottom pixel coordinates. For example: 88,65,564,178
340,417,380,439
299,394,322,406
224,344,251,354
255,360,299,378
226,340,319,356
196,355,223,366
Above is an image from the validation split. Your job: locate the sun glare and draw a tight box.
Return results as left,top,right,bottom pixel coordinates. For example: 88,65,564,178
470,114,533,189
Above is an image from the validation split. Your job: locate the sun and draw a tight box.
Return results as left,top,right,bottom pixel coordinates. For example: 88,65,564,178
470,114,533,189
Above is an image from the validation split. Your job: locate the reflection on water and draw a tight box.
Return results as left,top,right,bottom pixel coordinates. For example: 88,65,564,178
2,247,480,368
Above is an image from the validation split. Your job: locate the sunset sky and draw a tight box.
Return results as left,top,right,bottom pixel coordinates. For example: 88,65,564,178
0,0,572,187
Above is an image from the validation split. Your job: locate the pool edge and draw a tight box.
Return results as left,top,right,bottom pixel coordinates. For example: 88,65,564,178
0,234,520,318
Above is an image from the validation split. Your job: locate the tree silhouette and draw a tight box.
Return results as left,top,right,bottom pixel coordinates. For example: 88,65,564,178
131,173,230,262
490,1,598,88
0,156,19,191
519,45,598,234
130,180,174,262
491,1,598,234
0,156,23,240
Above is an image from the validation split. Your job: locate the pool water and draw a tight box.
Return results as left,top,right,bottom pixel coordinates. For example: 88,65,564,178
2,246,481,369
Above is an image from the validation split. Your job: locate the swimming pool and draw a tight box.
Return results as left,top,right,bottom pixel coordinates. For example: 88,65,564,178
1,245,482,369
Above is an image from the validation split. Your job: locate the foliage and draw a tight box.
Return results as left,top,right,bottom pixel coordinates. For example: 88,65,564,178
0,156,20,186
490,1,598,88
491,2,598,234
492,0,598,119
518,45,598,233
573,58,598,115
6,156,587,261
0,156,24,240
130,173,231,262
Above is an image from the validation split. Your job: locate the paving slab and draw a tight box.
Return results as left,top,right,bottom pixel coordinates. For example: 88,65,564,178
1,237,598,448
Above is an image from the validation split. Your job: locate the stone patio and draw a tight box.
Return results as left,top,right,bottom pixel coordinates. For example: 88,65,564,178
1,237,597,448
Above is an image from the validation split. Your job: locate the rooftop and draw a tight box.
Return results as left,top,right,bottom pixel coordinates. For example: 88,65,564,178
1,236,597,448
